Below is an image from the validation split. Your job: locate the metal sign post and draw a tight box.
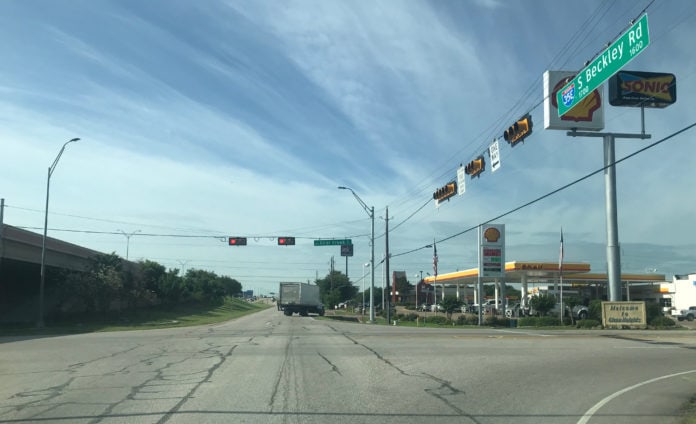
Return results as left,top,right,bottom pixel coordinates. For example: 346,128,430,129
568,130,650,300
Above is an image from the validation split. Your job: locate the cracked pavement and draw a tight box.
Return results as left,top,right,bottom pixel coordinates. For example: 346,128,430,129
2,308,696,423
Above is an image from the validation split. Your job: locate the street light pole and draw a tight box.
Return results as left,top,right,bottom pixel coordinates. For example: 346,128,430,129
363,262,369,315
39,137,80,328
338,186,375,323
118,229,141,260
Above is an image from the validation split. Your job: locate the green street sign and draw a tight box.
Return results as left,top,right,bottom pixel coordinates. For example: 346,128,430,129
557,14,649,117
314,239,352,246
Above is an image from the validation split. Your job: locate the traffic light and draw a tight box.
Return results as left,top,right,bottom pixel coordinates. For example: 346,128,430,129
503,114,533,146
278,237,295,246
228,237,247,246
465,156,485,178
433,181,457,202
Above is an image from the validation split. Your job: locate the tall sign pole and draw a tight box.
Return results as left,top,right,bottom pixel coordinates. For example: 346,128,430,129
567,130,650,300
477,225,483,326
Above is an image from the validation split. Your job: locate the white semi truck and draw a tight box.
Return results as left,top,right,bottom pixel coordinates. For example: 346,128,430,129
278,282,325,317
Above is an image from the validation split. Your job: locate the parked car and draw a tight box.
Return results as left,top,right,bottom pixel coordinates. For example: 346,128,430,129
467,299,504,314
672,306,696,321
418,303,431,312
530,303,589,319
572,305,589,320
430,304,444,312
505,302,522,318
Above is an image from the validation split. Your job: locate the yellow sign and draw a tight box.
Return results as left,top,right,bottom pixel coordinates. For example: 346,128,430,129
601,301,647,328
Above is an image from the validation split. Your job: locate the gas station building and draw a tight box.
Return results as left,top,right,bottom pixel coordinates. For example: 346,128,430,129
421,261,667,309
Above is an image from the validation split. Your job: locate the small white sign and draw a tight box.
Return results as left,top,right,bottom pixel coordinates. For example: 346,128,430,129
457,166,466,195
488,140,501,173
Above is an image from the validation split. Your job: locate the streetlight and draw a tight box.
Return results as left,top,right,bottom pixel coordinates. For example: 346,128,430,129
118,229,141,260
415,271,423,312
363,262,370,315
38,137,80,328
338,186,375,323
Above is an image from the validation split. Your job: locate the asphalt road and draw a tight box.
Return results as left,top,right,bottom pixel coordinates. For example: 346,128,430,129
1,308,696,424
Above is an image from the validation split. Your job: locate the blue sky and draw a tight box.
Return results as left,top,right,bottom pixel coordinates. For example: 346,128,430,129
2,0,696,295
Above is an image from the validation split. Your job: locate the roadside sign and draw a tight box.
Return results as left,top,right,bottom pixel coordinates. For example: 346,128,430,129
314,239,352,246
457,166,466,195
557,14,649,117
608,70,676,108
479,224,505,278
488,139,501,173
340,244,353,257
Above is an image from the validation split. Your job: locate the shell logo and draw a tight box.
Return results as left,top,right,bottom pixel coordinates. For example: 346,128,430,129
483,227,501,243
552,76,601,122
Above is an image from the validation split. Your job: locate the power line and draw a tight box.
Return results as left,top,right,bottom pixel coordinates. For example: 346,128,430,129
391,121,696,258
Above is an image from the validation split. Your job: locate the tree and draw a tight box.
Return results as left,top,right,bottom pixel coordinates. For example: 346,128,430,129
218,276,242,298
138,260,167,298
529,294,556,317
564,296,581,325
394,275,412,303
315,271,357,308
440,295,463,320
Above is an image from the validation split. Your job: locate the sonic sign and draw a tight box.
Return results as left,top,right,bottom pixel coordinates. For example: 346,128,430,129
608,70,676,108
557,14,650,117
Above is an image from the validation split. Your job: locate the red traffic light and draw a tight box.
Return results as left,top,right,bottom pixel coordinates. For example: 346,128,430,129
228,237,247,246
278,237,296,245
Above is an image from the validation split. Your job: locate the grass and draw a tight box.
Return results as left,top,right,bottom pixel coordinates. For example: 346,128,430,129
680,394,696,424
0,298,271,336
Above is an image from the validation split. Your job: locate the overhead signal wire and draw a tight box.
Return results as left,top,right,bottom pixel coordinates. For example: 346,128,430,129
386,0,635,215
391,121,696,259
386,0,669,238
383,1,626,238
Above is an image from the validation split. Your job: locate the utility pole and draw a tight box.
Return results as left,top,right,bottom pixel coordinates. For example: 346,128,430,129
384,207,391,325
477,225,483,326
0,198,4,281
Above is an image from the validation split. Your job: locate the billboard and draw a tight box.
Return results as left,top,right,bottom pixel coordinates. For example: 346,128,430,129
608,70,676,108
544,70,605,131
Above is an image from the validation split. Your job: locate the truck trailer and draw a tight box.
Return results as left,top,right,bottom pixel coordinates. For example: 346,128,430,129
278,282,325,317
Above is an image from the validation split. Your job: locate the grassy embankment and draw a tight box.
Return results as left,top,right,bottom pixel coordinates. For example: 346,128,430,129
0,297,271,336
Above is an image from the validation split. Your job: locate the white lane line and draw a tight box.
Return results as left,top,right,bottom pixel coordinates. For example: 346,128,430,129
577,369,696,424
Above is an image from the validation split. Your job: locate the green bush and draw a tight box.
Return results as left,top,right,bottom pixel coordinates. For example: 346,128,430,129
645,302,662,323
539,316,564,326
484,316,509,327
457,314,479,325
425,315,449,325
649,316,676,328
396,312,419,322
588,300,603,321
518,316,566,327
576,319,601,329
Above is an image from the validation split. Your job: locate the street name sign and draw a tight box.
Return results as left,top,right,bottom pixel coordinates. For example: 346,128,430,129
557,14,649,117
314,239,352,246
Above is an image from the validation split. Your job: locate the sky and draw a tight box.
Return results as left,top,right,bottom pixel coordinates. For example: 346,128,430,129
2,0,696,295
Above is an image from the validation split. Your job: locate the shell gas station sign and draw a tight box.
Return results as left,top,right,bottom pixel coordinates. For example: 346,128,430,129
479,224,505,278
544,70,605,131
